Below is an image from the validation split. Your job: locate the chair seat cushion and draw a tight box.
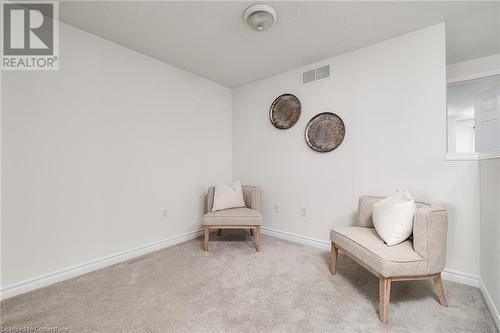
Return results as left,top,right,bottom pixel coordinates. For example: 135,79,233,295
203,207,262,226
330,227,428,277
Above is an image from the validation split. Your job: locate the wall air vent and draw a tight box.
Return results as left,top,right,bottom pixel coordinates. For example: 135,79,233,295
301,64,330,85
302,69,315,84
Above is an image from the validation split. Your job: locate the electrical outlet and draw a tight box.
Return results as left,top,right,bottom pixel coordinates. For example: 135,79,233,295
162,209,168,219
273,203,280,213
300,208,307,217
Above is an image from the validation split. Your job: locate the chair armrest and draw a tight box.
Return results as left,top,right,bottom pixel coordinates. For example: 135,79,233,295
242,186,262,212
413,206,448,274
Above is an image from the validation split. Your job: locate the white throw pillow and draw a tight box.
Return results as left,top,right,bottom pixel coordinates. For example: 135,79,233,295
212,180,246,212
372,189,417,246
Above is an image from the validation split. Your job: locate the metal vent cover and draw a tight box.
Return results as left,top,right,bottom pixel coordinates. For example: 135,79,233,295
302,64,330,84
302,69,315,84
316,65,330,80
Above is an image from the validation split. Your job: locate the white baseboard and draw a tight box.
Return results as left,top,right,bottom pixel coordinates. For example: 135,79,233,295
479,278,500,331
0,229,204,300
262,225,480,289
261,226,330,250
442,269,479,288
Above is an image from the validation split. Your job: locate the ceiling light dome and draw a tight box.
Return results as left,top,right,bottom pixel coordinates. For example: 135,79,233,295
243,4,277,32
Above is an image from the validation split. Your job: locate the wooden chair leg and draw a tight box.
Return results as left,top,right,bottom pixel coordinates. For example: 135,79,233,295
379,277,391,324
255,226,260,252
217,229,222,236
203,226,210,251
250,228,254,236
330,242,338,275
433,274,448,307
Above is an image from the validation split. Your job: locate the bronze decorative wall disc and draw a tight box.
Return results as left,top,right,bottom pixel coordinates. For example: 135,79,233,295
305,112,345,152
269,94,301,129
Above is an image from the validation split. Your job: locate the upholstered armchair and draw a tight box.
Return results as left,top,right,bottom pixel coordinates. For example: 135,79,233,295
330,196,448,323
203,186,262,251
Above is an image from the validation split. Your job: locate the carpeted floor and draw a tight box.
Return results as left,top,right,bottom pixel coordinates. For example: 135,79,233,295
1,231,496,332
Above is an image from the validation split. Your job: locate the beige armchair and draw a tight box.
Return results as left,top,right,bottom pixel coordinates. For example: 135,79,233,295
203,186,262,251
330,196,448,324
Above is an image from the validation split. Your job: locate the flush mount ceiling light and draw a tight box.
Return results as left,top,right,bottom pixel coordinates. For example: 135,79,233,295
243,4,277,32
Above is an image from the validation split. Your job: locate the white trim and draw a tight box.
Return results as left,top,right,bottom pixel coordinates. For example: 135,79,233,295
442,269,479,288
444,150,500,161
262,226,479,288
447,70,500,85
479,149,500,160
479,278,500,331
0,229,204,300
261,226,330,250
445,152,480,161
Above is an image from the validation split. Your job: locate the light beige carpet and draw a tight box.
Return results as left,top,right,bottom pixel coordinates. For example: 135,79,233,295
1,231,496,332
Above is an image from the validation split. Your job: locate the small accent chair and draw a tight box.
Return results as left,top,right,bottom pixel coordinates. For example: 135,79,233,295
330,196,448,324
202,186,262,251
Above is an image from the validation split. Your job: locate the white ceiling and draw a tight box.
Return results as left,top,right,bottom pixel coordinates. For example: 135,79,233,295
60,1,500,88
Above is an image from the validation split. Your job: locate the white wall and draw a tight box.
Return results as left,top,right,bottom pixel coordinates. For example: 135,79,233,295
447,55,500,323
480,158,500,325
232,24,481,277
1,22,232,289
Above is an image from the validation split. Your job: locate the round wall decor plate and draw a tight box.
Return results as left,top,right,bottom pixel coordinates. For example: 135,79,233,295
305,112,345,152
269,94,301,129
